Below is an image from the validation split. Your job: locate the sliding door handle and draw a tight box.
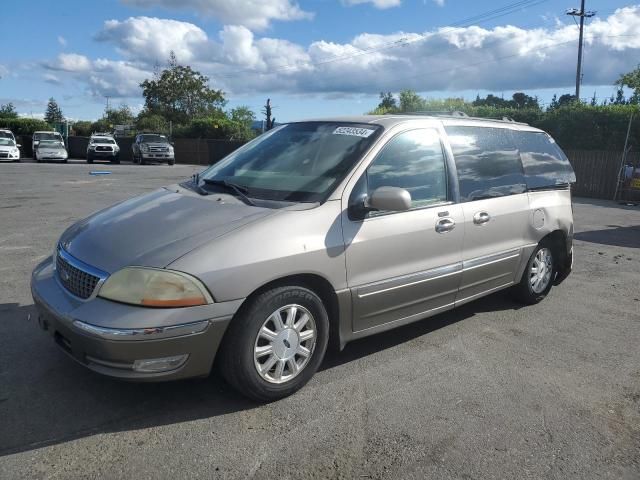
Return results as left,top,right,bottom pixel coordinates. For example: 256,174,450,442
473,211,491,225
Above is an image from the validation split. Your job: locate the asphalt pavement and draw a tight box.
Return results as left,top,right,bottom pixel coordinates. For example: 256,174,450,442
0,161,638,479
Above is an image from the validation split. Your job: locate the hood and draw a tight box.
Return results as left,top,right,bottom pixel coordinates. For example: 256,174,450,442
0,145,15,151
59,187,274,273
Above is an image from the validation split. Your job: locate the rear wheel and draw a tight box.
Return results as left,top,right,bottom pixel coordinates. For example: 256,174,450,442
512,241,556,305
218,286,329,402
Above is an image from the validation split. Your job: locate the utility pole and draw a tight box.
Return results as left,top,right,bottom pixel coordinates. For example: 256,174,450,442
566,1,596,101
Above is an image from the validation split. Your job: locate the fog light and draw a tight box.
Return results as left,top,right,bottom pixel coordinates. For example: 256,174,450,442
133,354,189,373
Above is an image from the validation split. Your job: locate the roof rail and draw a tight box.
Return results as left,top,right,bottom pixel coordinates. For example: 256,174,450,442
402,110,469,117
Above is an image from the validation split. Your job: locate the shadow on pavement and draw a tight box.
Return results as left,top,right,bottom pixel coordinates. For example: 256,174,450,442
0,292,522,456
574,225,640,249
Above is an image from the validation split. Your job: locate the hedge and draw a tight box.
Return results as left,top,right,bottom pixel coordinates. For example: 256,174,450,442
0,117,52,135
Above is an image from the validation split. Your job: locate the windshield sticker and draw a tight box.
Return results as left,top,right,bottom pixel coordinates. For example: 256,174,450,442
333,126,375,138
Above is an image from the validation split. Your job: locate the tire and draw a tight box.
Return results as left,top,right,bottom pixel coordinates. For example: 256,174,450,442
512,241,556,305
168,159,175,166
218,286,329,402
111,155,120,164
87,156,93,164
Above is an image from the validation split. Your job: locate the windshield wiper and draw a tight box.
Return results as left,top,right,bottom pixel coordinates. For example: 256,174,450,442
203,179,255,206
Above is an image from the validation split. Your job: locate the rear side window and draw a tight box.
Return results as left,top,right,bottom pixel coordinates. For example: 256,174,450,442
445,126,526,202
511,131,576,189
367,128,448,208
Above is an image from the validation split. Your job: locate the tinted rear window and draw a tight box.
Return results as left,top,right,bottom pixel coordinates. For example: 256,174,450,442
445,126,526,202
511,131,576,189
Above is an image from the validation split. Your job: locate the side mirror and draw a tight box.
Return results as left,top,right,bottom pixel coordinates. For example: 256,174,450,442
348,186,412,220
368,186,412,212
16,144,21,148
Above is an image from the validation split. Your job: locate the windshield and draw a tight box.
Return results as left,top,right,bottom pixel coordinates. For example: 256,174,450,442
140,134,168,143
34,132,62,141
199,122,382,202
91,137,116,144
39,140,64,148
0,131,13,139
0,138,16,146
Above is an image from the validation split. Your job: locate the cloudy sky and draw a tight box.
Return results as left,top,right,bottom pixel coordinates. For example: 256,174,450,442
1,0,638,121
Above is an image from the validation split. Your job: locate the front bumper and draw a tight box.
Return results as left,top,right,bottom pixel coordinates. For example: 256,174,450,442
30,257,243,381
89,150,118,158
142,153,174,161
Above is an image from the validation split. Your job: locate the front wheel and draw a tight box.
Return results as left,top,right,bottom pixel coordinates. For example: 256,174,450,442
218,286,329,402
512,242,556,305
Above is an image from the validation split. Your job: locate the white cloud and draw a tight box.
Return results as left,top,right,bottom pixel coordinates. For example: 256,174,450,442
39,6,640,100
120,0,312,31
432,0,445,6
46,53,92,72
57,35,67,46
44,73,61,84
95,17,208,62
343,0,402,8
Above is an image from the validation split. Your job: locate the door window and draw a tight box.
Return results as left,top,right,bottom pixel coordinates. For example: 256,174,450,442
511,131,576,189
445,126,526,202
364,128,448,209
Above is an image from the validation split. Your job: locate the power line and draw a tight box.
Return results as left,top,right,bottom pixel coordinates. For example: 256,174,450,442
213,0,551,80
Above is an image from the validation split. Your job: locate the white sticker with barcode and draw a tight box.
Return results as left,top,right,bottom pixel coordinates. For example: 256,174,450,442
333,126,375,138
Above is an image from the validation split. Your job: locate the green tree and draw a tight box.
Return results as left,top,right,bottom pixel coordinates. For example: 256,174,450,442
398,90,425,112
72,120,93,136
229,106,256,140
377,92,397,111
511,92,540,110
135,111,168,133
616,65,640,104
44,98,64,124
140,51,226,125
104,104,135,126
0,102,18,118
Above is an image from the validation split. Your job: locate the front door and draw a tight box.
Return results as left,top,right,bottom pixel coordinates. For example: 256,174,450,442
342,127,464,333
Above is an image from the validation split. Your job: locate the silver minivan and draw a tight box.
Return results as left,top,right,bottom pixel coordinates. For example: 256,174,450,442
31,115,575,401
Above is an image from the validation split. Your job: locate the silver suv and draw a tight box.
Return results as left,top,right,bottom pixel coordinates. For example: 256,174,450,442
132,133,175,165
31,115,575,401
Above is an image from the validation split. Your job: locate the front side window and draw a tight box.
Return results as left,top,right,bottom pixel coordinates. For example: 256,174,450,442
511,131,576,189
445,126,526,202
365,128,448,209
200,122,382,202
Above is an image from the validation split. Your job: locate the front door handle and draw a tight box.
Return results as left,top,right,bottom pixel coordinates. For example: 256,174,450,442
436,217,455,233
473,211,491,225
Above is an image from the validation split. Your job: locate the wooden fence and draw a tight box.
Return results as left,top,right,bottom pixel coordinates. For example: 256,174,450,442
566,150,640,200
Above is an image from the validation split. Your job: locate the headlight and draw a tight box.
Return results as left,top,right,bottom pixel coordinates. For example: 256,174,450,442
98,267,213,307
88,145,96,150
11,148,19,156
141,144,149,152
114,145,120,152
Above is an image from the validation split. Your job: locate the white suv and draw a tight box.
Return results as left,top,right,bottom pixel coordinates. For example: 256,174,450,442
87,134,120,164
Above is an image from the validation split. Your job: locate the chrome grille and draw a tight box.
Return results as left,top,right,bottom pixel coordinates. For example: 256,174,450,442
56,250,101,299
149,145,168,152
96,146,113,152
